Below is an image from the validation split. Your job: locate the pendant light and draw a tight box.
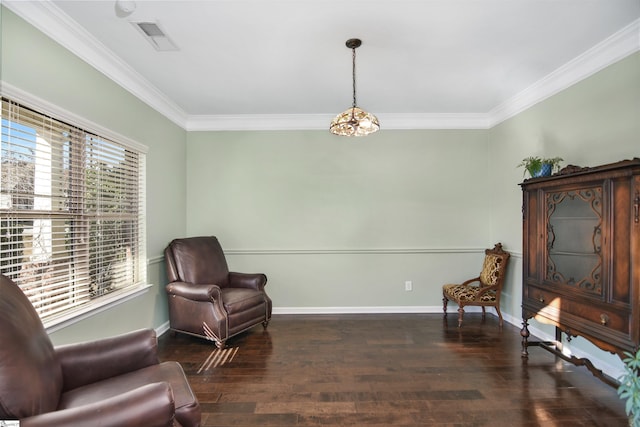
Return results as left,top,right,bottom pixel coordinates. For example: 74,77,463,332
330,38,380,137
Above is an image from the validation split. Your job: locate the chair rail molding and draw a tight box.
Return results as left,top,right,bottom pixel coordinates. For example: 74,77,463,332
223,246,490,256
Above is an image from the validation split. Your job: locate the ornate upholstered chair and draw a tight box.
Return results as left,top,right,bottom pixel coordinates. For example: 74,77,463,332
0,274,200,427
442,243,510,327
164,236,272,349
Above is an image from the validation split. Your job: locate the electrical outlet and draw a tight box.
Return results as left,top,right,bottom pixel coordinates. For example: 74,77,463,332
405,281,413,291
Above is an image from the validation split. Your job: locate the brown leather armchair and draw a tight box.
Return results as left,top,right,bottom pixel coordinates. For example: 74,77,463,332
164,236,272,349
0,274,201,427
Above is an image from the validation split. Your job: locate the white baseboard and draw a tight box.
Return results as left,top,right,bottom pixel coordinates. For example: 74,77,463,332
272,306,485,315
155,321,170,337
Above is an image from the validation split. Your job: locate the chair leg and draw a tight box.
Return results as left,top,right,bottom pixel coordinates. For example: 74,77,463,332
442,296,448,317
457,306,465,328
262,320,270,329
495,306,504,327
481,306,486,320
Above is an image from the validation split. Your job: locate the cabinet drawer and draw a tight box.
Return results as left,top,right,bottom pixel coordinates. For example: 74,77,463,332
524,285,630,335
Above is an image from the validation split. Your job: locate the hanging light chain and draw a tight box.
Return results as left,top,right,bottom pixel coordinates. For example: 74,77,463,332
351,46,357,109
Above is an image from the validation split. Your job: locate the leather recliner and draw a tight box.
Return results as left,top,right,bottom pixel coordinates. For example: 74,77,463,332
164,236,272,349
0,274,201,427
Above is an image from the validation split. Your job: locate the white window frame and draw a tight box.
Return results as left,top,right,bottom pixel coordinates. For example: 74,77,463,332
1,83,148,329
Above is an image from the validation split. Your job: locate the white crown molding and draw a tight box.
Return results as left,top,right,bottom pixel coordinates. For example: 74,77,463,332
186,112,491,131
489,18,640,127
4,2,639,131
3,0,189,129
375,113,491,130
186,114,335,132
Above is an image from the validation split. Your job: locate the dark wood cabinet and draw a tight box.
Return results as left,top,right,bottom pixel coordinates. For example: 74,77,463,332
520,158,640,385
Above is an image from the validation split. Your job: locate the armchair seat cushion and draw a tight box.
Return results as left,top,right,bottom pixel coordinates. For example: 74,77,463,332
59,362,200,427
222,287,267,314
443,283,497,303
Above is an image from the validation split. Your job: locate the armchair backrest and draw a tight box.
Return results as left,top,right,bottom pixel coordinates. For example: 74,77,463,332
0,274,63,419
165,236,230,287
478,243,510,288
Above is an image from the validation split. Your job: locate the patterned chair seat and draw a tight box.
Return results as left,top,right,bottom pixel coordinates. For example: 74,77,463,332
443,284,497,303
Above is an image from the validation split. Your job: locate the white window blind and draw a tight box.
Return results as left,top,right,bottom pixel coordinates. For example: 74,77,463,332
1,97,146,324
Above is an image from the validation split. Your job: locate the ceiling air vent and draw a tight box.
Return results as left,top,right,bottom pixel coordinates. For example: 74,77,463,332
132,21,178,52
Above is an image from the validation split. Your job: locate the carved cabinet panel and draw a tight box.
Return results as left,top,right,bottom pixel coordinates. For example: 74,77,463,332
521,159,640,363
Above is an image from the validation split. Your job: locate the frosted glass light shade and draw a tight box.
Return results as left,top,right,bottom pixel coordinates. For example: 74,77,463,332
329,107,380,137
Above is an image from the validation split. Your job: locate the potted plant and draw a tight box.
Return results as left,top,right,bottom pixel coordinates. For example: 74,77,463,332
518,156,563,178
618,349,640,427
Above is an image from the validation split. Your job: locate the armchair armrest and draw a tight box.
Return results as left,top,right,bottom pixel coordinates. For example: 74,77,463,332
460,276,481,287
475,284,499,297
229,272,267,290
166,281,222,301
22,382,178,427
56,329,159,391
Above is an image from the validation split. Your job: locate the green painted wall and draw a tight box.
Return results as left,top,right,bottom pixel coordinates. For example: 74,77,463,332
185,129,491,309
1,7,187,344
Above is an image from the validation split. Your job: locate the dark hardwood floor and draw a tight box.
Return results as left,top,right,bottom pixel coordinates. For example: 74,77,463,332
157,313,628,426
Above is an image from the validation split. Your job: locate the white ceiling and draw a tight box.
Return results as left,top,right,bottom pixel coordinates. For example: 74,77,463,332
5,0,640,130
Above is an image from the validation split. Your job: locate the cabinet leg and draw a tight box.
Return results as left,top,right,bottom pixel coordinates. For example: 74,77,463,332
554,326,564,352
520,319,530,358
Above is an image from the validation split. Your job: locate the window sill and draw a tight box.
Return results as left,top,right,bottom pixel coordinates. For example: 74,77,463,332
44,284,153,333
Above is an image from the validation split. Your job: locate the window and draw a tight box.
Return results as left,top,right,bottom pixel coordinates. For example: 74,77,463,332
1,96,146,326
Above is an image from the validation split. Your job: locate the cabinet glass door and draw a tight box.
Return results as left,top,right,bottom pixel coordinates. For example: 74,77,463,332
545,186,603,296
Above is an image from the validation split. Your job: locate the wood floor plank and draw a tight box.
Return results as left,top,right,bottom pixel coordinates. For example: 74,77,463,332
157,313,628,426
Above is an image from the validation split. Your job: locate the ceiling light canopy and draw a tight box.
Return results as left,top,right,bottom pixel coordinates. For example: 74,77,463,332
115,0,136,18
330,38,380,137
